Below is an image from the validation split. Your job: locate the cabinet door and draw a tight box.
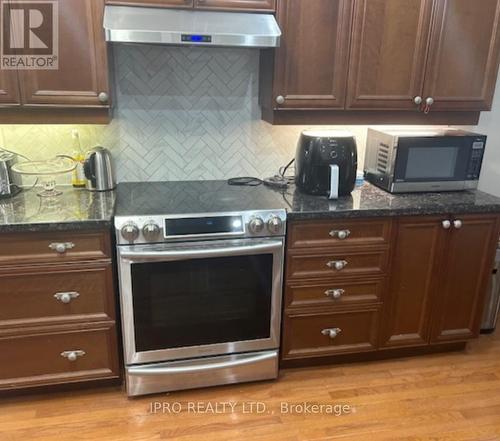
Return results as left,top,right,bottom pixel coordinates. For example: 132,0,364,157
0,71,21,106
431,215,499,342
194,0,275,11
347,0,432,110
272,0,353,109
105,0,193,8
423,0,500,111
381,217,446,348
18,0,110,107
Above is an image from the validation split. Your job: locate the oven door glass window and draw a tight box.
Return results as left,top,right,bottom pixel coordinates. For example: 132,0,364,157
130,254,273,352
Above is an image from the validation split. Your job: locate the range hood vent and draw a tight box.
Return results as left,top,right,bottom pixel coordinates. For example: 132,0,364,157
104,5,281,48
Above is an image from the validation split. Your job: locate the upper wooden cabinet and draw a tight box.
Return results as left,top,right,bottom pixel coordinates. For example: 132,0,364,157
347,0,433,110
0,71,21,106
195,0,275,11
105,0,275,11
270,0,353,109
17,0,110,107
424,0,500,111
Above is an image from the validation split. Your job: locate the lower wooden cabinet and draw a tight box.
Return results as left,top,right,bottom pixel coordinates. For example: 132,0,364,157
283,214,500,365
0,229,120,392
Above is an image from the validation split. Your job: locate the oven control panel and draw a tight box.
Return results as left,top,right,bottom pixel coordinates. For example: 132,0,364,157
115,210,287,245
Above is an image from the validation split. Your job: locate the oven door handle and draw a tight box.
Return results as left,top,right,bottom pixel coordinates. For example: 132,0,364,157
127,351,276,375
119,240,283,261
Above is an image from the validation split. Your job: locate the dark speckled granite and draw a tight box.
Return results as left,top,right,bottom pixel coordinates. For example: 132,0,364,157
116,180,500,220
0,186,115,233
287,182,500,220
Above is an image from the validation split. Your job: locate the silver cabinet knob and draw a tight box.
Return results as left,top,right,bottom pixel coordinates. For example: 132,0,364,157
329,229,351,240
142,222,161,241
322,328,342,339
414,96,423,105
425,97,434,106
121,222,139,242
61,350,85,362
248,217,265,234
327,260,348,271
276,95,285,105
442,220,452,230
49,242,75,254
267,215,283,234
54,291,80,304
98,92,109,103
453,219,463,229
325,288,345,299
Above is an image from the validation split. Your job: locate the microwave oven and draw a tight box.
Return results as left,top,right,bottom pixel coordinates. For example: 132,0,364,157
364,128,486,193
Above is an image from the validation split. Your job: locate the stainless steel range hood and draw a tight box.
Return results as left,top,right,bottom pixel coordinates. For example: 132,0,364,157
103,5,281,48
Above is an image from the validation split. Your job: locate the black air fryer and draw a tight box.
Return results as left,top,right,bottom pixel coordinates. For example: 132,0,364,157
295,130,358,198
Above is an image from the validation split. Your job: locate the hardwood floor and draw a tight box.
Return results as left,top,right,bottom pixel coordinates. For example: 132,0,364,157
1,330,500,441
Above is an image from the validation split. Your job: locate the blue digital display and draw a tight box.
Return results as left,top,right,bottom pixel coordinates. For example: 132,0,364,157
181,34,212,43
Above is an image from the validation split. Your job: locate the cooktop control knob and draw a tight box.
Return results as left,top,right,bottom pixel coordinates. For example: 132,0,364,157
142,222,161,241
267,215,283,234
248,217,265,234
121,222,139,242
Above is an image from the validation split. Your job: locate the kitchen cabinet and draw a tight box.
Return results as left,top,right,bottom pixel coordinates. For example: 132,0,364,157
383,214,499,348
283,214,500,366
18,0,110,107
423,0,500,111
106,0,275,11
347,0,433,110
0,71,20,106
266,0,353,110
0,229,120,392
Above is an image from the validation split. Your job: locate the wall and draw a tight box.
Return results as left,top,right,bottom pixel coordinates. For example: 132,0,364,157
0,45,372,184
476,72,500,197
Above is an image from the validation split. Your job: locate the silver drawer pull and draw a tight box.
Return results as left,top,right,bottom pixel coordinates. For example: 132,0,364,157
329,229,351,240
325,288,345,299
49,242,75,254
326,260,348,271
54,291,80,304
322,328,342,339
60,350,86,362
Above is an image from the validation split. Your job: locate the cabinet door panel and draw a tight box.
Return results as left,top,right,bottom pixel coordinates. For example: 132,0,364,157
0,71,20,105
347,0,432,110
19,0,109,107
105,0,193,8
273,0,353,109
381,217,446,347
195,0,275,11
424,0,500,111
431,215,499,342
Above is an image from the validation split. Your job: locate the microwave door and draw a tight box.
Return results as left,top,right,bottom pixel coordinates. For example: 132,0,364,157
392,138,470,191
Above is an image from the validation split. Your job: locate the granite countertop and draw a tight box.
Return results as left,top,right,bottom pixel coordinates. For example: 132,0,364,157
0,186,116,233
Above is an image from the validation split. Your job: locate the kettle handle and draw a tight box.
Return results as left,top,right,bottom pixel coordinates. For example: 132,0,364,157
83,152,96,181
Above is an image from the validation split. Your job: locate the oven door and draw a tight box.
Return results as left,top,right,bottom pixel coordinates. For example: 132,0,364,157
392,136,474,191
117,238,284,365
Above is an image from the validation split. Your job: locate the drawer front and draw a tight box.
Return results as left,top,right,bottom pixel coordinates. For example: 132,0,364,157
0,231,111,265
289,218,391,249
286,278,384,309
282,308,379,359
0,325,119,389
0,263,115,327
287,249,389,280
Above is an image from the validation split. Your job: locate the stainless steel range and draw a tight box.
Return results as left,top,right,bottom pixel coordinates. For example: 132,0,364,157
115,182,287,397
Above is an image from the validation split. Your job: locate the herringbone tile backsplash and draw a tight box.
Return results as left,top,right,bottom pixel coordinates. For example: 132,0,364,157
1,45,377,183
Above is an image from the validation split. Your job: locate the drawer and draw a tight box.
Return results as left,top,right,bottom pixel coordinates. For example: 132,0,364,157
282,308,380,360
287,248,389,280
285,278,384,309
0,263,115,327
289,218,391,249
0,230,111,265
0,325,119,389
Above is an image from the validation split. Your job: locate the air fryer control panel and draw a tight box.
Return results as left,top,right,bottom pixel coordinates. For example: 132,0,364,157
317,138,350,164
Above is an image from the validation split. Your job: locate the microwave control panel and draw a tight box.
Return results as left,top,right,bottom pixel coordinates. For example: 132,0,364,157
467,141,485,179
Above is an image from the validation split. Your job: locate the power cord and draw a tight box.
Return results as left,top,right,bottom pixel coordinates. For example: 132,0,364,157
228,159,295,189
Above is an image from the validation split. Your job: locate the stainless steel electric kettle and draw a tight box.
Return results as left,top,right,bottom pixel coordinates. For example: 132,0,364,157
83,147,115,191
